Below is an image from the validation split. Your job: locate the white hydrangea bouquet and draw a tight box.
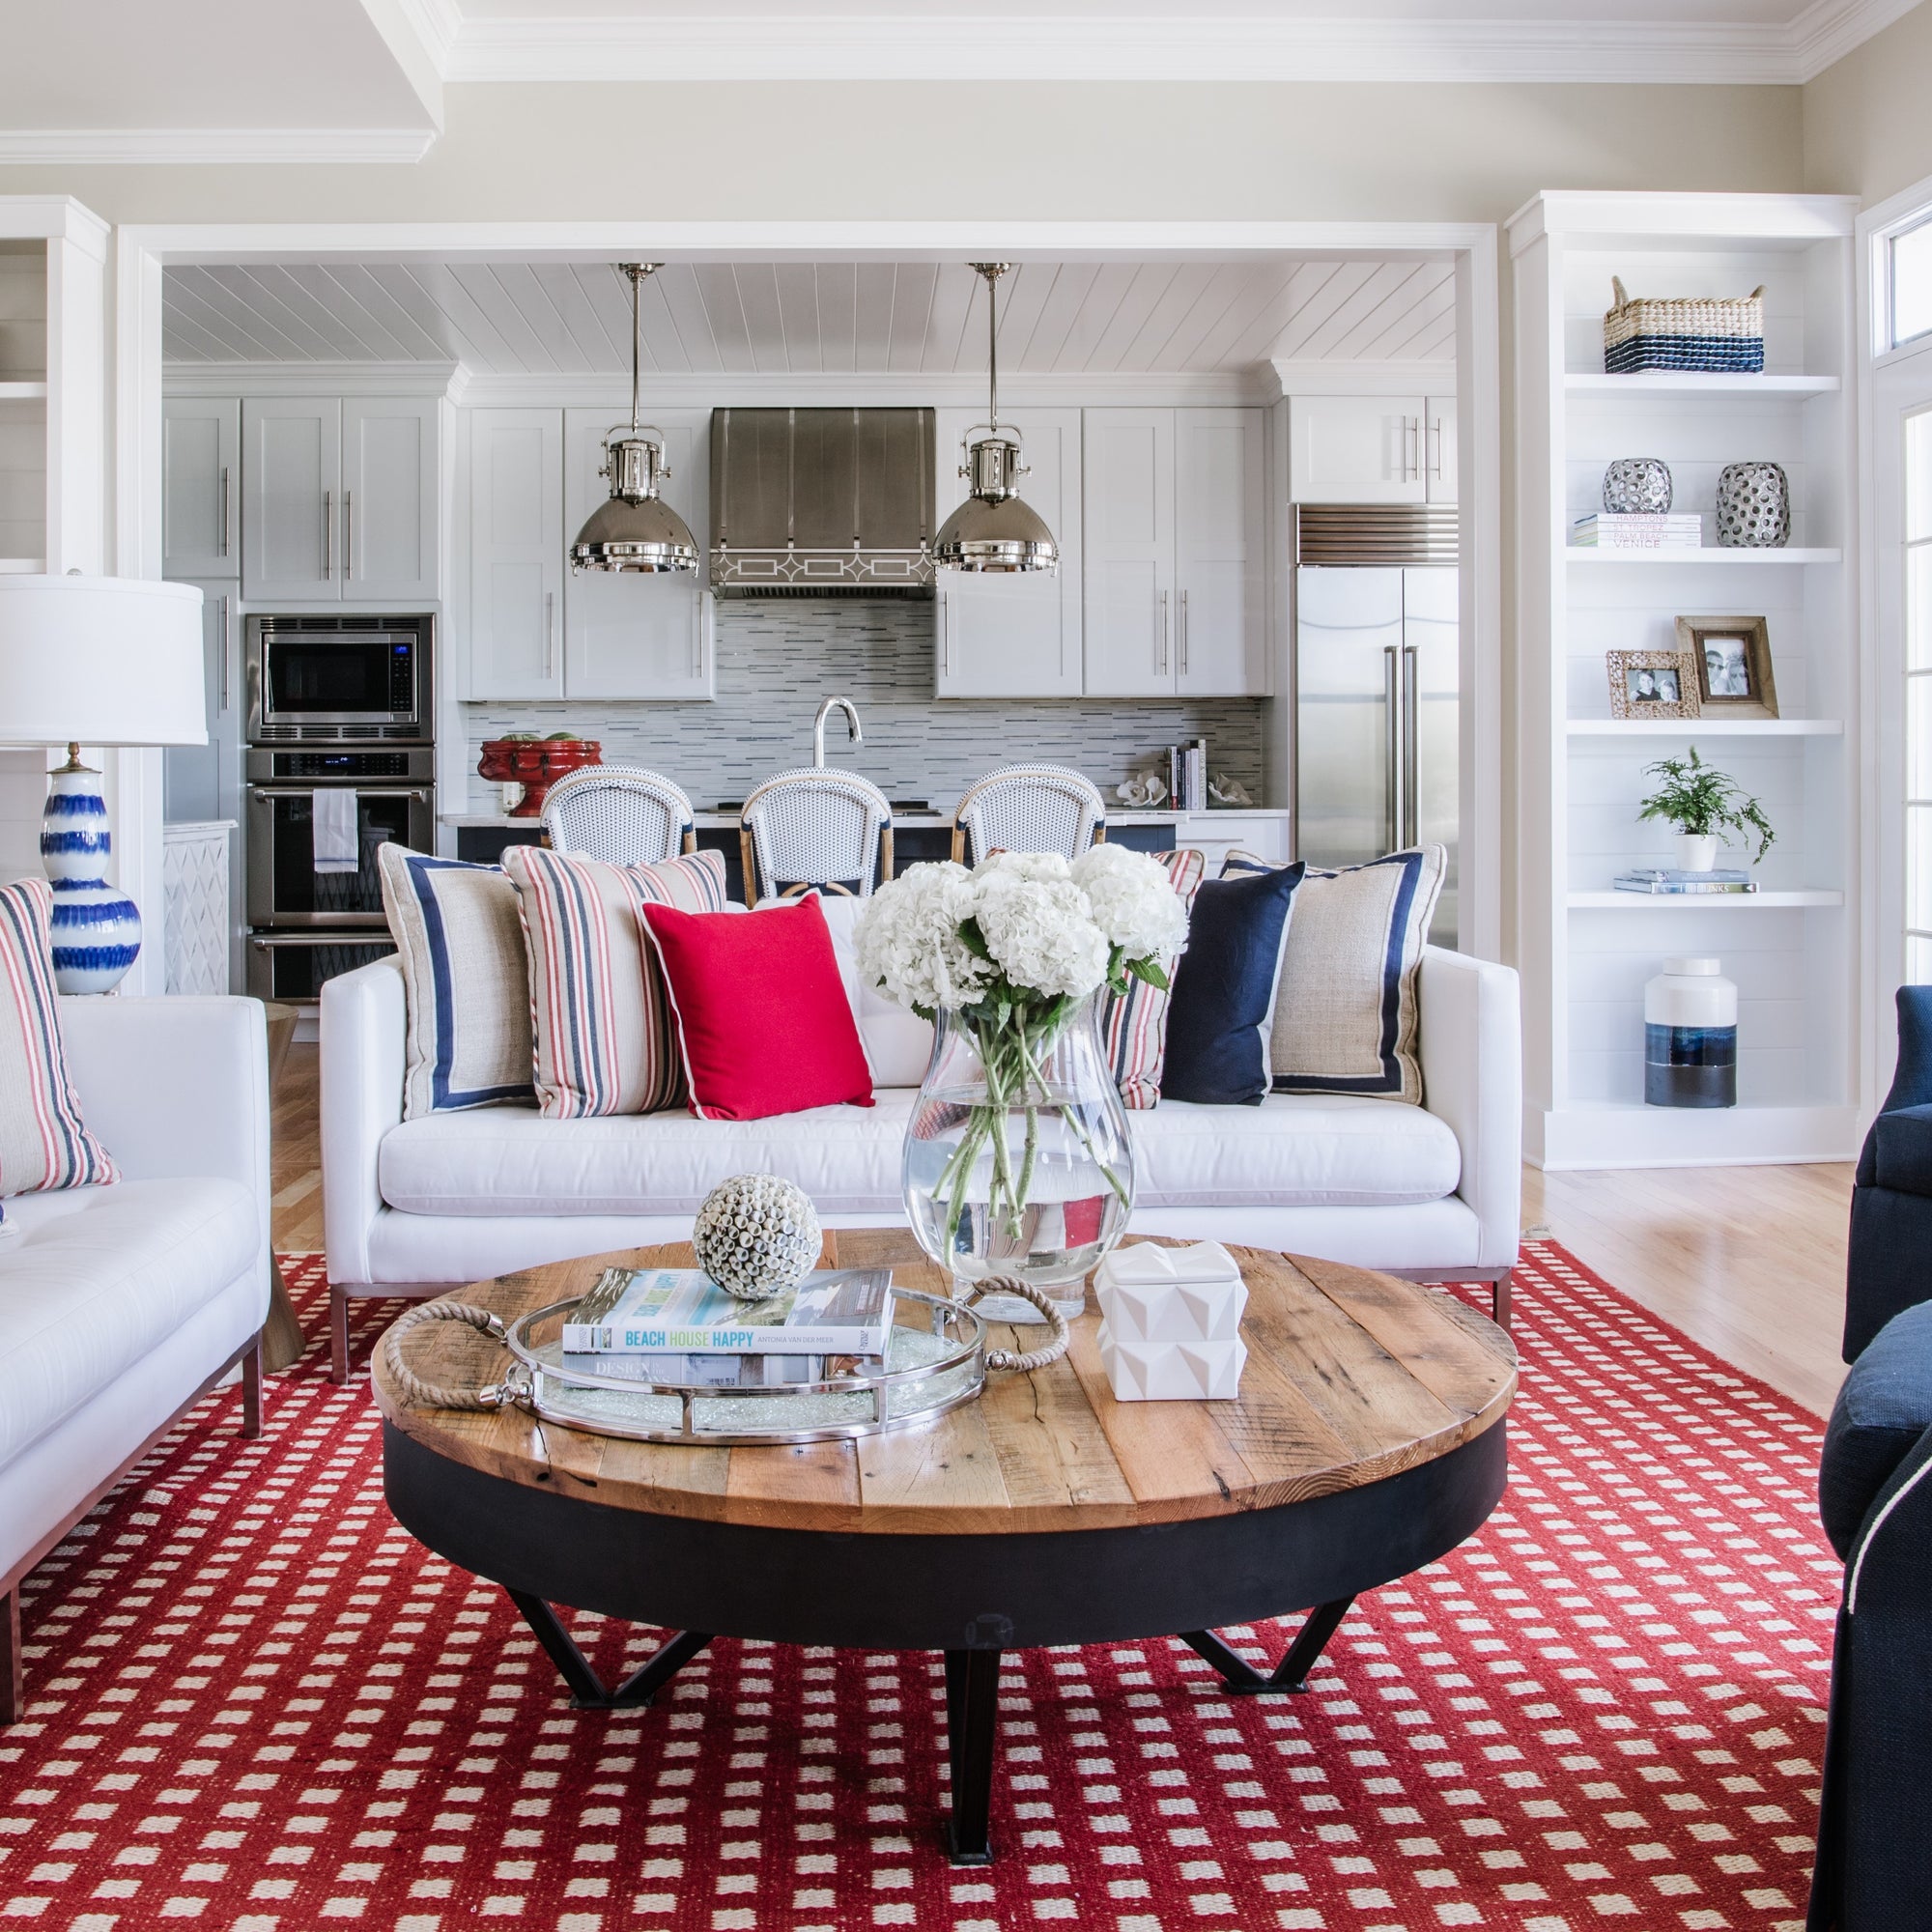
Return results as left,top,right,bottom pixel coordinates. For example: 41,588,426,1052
856,845,1188,1280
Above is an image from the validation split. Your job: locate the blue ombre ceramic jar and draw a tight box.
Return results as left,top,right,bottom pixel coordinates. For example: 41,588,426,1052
41,759,141,994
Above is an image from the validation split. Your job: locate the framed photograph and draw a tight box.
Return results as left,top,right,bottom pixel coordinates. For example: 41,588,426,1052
1606,650,1701,721
1678,615,1778,719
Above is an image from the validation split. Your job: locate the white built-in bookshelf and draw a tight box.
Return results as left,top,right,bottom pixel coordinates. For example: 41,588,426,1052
1509,191,1863,1169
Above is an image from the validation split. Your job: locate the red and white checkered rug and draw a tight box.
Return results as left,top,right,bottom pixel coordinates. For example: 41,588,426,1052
3,1245,1835,1932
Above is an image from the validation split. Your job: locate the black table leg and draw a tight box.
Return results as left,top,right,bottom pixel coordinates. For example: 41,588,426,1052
943,1648,1001,1865
1180,1597,1354,1694
505,1587,711,1710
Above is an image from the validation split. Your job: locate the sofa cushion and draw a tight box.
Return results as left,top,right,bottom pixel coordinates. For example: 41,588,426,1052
1102,846,1206,1110
1131,1094,1461,1208
811,895,933,1088
1820,1299,1932,1559
1868,1103,1932,1199
377,1088,1462,1218
0,1176,257,1466
0,877,119,1196
1162,863,1303,1106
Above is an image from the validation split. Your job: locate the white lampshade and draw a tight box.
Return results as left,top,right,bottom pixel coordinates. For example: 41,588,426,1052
0,575,206,749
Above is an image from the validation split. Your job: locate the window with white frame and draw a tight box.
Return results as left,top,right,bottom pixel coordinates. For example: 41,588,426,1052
1908,409,1932,980
1891,218,1932,349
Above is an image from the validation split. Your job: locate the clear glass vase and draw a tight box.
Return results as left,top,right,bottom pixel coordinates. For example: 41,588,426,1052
901,991,1134,1321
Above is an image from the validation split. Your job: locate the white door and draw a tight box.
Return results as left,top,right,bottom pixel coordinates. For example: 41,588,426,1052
1289,394,1426,505
162,398,239,581
1175,407,1266,696
562,409,713,700
1083,408,1175,696
1424,396,1458,505
242,398,341,601
934,407,1082,697
342,397,440,603
467,409,564,700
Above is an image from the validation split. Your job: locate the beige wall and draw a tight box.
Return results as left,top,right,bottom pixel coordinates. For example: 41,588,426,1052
1804,1,1932,208
0,81,1804,228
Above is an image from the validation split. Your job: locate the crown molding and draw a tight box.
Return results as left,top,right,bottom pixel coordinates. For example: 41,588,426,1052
0,128,437,165
163,359,462,399
437,4,1909,87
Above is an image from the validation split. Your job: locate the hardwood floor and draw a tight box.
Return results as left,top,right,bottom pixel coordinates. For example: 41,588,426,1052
269,1043,1854,1418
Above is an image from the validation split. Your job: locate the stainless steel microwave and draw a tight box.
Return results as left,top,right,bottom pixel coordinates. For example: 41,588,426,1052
247,612,434,743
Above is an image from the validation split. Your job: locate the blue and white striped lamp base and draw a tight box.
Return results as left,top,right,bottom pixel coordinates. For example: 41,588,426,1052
42,762,141,995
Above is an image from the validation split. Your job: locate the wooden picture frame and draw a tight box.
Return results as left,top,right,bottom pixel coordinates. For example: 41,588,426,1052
1678,615,1778,719
1606,649,1700,721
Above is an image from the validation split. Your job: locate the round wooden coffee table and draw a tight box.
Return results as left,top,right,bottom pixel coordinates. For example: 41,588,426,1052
373,1231,1515,1863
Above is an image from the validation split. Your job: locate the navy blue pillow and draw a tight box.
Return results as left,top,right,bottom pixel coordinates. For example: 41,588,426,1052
1820,1299,1932,1559
1160,862,1304,1106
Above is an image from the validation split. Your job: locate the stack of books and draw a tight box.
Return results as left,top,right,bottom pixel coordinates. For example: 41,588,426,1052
1612,868,1758,895
1572,513,1703,550
562,1264,893,1385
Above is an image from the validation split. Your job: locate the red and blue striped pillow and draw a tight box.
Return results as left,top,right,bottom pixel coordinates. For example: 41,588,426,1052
0,877,118,1196
1099,846,1206,1109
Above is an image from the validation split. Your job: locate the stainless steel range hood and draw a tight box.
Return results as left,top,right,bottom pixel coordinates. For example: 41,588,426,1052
709,408,935,598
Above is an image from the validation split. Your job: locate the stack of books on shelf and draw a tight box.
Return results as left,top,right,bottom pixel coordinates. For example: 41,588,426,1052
562,1264,893,1384
1572,514,1703,551
1612,868,1758,895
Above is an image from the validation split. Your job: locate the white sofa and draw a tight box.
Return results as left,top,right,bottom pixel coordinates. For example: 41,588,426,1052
0,996,271,1722
323,945,1520,1378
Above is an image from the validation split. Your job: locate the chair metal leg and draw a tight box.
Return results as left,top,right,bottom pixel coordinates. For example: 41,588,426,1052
944,1648,1001,1865
1181,1598,1355,1695
241,1336,263,1438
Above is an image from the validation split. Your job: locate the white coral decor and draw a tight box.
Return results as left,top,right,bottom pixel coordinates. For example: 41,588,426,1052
692,1174,823,1301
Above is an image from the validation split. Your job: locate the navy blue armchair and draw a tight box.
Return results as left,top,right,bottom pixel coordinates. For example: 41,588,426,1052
1808,1303,1932,1930
1844,986,1932,1360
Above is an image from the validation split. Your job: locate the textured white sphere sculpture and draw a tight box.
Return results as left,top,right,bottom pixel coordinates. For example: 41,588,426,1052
692,1174,823,1301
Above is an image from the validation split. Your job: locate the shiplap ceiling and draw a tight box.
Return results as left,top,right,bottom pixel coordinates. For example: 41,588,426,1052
161,257,1458,374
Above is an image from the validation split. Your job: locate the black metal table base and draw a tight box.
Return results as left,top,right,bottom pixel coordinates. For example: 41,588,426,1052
1180,1597,1354,1693
944,1648,1002,1863
505,1588,713,1710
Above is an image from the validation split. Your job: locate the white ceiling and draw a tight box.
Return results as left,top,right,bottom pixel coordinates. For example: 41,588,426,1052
0,0,1912,166
161,256,1459,374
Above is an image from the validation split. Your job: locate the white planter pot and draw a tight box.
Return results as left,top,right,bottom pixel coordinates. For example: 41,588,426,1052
1674,833,1719,873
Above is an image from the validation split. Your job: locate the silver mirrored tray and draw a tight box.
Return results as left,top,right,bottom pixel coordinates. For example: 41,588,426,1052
494,1286,989,1446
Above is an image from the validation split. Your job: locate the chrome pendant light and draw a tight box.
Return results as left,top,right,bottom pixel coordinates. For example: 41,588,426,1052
930,263,1058,575
569,263,700,574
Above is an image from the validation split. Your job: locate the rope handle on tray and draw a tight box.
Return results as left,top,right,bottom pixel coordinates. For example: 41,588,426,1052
384,1300,513,1410
961,1274,1070,1374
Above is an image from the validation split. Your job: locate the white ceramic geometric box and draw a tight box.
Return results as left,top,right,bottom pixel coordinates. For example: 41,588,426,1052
1093,1241,1248,1401
1093,1240,1246,1343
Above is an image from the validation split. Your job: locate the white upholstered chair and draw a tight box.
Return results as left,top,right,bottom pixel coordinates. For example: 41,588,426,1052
739,769,895,908
540,765,696,865
951,764,1107,866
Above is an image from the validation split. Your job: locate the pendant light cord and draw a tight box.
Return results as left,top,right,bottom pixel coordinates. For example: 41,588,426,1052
622,262,661,437
985,265,1000,433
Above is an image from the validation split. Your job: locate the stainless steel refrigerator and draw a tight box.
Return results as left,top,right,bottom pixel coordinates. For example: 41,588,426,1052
1293,504,1459,948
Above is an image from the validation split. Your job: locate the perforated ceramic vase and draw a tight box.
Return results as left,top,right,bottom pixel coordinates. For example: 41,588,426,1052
1602,458,1674,516
1716,462,1790,549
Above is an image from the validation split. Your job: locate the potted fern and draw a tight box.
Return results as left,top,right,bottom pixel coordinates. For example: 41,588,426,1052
1636,748,1776,872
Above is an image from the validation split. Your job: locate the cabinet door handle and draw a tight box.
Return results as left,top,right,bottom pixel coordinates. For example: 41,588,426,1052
940,592,951,678
323,490,333,580
1157,589,1169,674
692,594,704,679
218,466,231,557
544,589,555,681
217,595,229,712
344,490,354,581
1429,417,1444,482
1179,588,1189,676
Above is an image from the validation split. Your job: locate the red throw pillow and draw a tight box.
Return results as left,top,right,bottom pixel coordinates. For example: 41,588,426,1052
638,895,875,1121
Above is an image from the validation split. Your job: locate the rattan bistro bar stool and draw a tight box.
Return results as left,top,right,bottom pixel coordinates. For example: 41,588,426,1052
739,768,895,909
950,763,1107,866
541,765,696,865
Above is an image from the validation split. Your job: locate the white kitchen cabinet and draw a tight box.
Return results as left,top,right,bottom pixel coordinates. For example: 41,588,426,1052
933,407,1082,698
1082,409,1176,697
562,408,713,701
242,398,339,601
1289,394,1456,504
467,409,566,700
342,397,440,603
1175,407,1266,696
1085,407,1267,698
242,394,441,604
162,398,238,581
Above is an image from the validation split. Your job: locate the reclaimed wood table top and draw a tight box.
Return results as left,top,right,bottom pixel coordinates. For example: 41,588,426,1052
372,1231,1516,1538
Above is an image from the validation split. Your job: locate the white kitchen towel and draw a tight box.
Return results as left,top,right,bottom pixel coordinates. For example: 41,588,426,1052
311,789,360,872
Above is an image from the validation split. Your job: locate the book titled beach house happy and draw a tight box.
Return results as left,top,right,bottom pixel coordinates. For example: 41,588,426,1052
562,1265,893,1355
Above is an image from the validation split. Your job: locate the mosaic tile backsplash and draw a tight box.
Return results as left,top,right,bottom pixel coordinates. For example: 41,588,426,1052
463,598,1270,811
